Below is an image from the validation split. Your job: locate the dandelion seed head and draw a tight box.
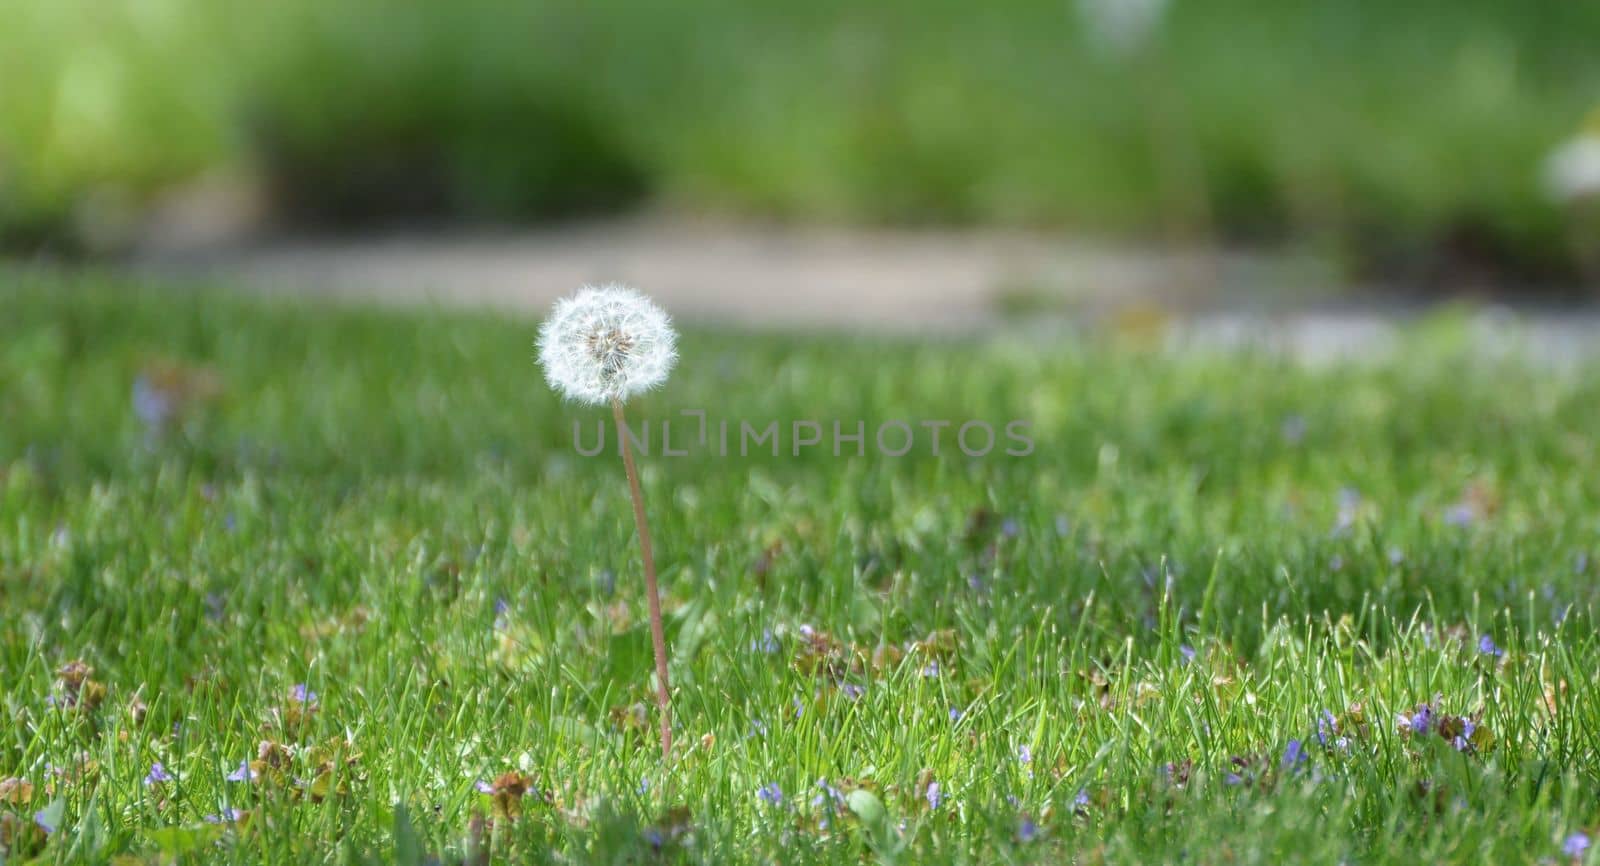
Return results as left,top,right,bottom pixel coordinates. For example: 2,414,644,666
537,285,677,406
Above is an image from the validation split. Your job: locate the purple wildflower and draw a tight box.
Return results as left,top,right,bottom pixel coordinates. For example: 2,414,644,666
203,809,246,824
1281,740,1308,772
812,780,846,809
289,684,317,703
922,660,941,677
226,760,255,783
840,683,865,701
1564,832,1591,858
1444,504,1475,527
1315,710,1337,747
34,809,56,834
1179,644,1196,663
1054,515,1071,537
757,783,783,806
949,706,963,722
1000,518,1020,538
132,377,175,430
145,762,173,785
1018,817,1039,842
1224,772,1245,786
1074,788,1089,808
1411,705,1433,737
752,629,779,654
474,780,494,794
925,781,943,809
1017,744,1032,765
1478,634,1504,658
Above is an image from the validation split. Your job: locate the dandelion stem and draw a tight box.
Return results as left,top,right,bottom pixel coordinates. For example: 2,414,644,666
613,398,673,759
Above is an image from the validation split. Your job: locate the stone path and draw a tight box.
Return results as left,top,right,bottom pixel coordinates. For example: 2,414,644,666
136,219,1600,363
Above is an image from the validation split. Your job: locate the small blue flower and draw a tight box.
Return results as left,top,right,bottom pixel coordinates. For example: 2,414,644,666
1179,644,1196,663
1477,634,1504,658
1223,772,1245,786
925,781,943,809
1411,705,1433,737
1281,740,1307,772
1017,744,1032,765
290,684,317,703
145,762,173,785
226,760,255,783
751,629,779,654
840,683,866,701
34,809,57,834
1564,832,1590,858
1444,504,1475,527
203,809,246,824
1074,788,1089,808
812,780,846,809
1018,817,1039,842
132,377,175,431
1315,710,1337,747
757,783,783,806
1000,518,1020,538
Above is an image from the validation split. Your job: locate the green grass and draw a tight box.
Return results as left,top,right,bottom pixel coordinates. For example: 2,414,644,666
2,274,1600,864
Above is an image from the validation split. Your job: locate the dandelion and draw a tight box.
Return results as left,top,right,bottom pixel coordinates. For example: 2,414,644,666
537,285,679,759
144,763,172,785
537,285,677,406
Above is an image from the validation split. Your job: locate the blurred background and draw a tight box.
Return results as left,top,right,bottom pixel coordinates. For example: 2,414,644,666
4,0,1600,325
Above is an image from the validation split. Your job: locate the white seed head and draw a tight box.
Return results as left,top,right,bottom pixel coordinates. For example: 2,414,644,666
537,284,677,405
1545,134,1600,204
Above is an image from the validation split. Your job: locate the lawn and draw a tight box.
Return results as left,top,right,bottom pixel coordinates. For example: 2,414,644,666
2,275,1599,864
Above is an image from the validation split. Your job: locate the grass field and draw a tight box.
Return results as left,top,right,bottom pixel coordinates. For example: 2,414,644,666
2,276,1600,864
